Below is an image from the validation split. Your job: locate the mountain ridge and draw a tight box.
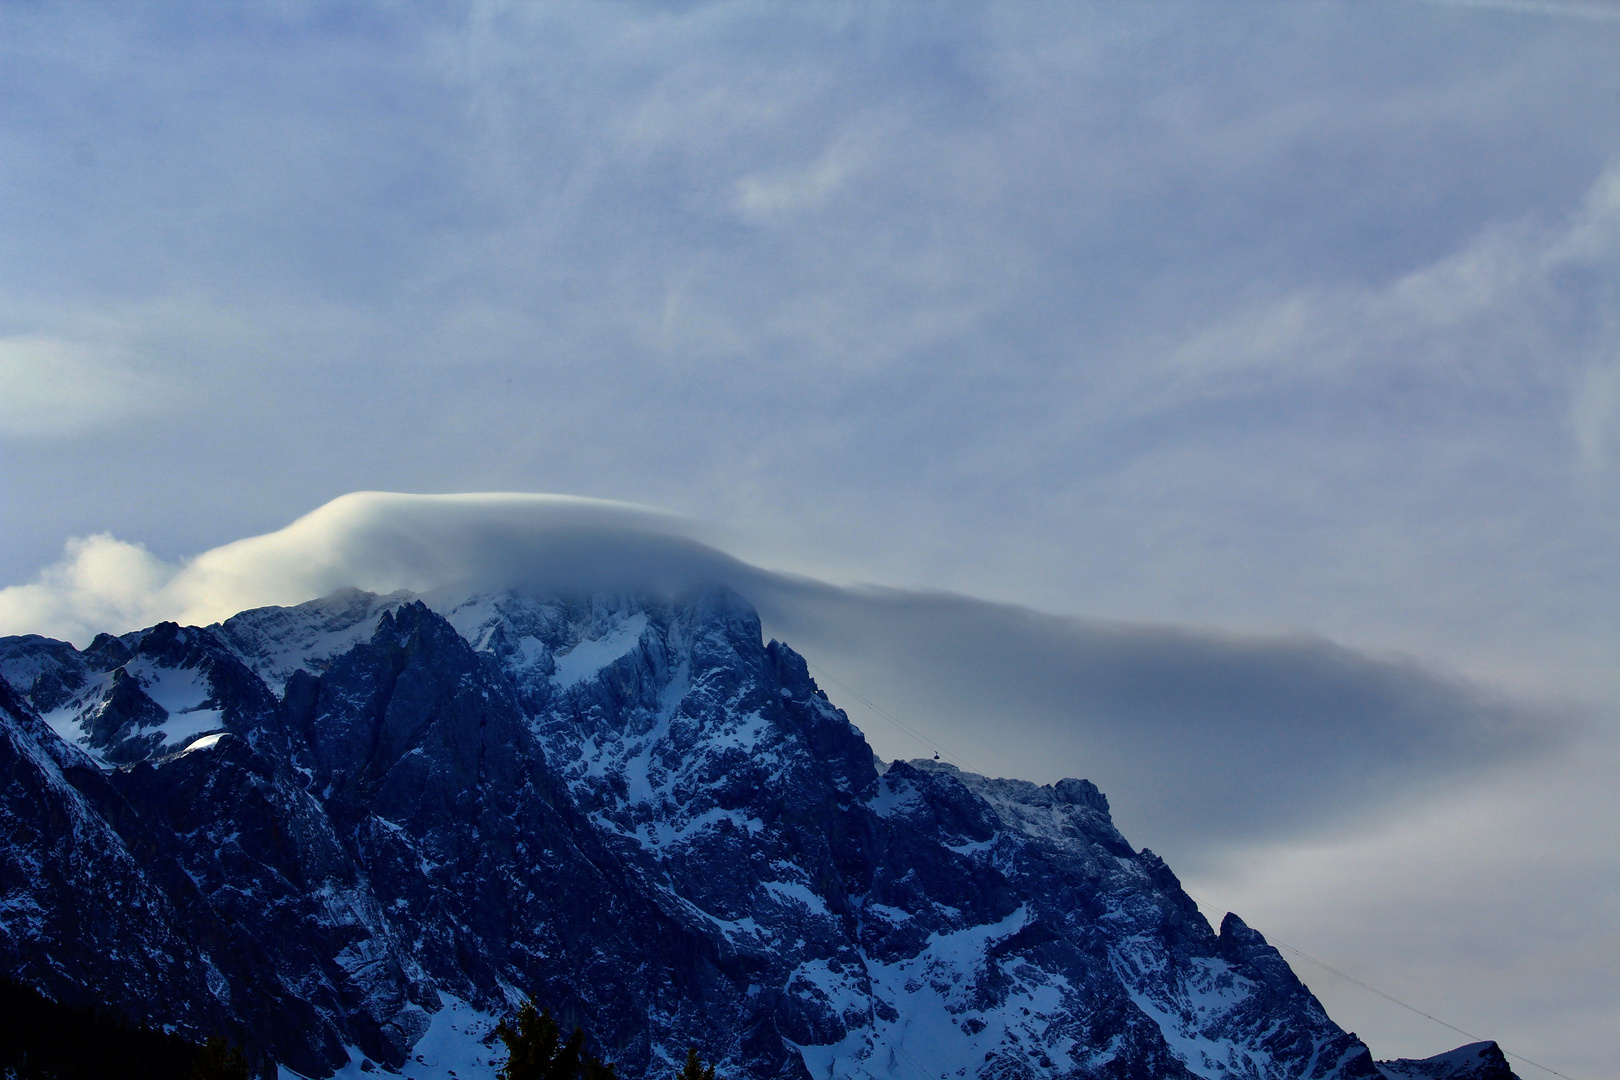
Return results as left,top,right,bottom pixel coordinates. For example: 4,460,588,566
0,585,1517,1080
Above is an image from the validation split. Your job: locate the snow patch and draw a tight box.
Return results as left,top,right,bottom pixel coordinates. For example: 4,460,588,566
1113,952,1282,1080
868,776,922,819
40,695,109,766
217,589,408,694
764,880,832,918
36,658,226,764
637,805,765,850
551,613,648,688
278,1029,506,1080
794,907,1075,1080
182,732,227,753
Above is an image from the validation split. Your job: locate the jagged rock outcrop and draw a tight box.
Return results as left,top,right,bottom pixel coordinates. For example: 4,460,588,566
0,586,1516,1080
1377,1042,1518,1080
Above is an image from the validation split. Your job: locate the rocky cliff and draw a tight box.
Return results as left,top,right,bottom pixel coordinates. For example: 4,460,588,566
0,586,1515,1080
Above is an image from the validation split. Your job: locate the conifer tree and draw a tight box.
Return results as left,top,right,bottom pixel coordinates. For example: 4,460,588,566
187,1034,251,1080
495,1000,615,1080
675,1047,717,1080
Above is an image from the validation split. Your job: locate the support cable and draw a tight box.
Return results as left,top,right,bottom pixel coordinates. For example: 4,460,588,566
1187,894,1581,1080
803,659,973,771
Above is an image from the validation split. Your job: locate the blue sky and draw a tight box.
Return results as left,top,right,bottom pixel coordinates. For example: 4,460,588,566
1,2,1617,1073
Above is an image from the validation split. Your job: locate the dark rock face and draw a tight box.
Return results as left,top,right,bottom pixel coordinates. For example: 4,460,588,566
0,588,1517,1080
0,635,94,714
0,678,236,1042
1,620,278,766
1376,1043,1518,1080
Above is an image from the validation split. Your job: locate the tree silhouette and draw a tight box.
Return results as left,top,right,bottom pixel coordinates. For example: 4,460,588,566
675,1047,717,1080
495,1000,615,1080
187,1035,251,1080
0,972,222,1080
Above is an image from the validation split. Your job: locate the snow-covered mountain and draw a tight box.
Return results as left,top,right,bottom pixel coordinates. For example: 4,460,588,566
0,586,1518,1080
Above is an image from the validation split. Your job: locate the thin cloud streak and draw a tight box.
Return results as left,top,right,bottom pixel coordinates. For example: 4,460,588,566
1406,0,1620,22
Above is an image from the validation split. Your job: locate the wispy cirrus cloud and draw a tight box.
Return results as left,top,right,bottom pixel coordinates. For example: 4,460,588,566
1156,160,1620,470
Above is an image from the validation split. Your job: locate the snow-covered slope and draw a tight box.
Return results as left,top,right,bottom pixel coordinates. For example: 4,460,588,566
215,588,413,695
5,620,278,767
0,587,1517,1080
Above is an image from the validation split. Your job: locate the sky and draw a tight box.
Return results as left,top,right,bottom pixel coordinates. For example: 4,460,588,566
0,1,1616,1075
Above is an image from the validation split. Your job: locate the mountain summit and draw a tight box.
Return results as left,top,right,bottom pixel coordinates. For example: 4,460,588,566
0,585,1514,1080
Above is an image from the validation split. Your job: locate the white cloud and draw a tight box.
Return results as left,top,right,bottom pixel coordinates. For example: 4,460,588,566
0,493,714,643
0,533,176,644
736,138,862,218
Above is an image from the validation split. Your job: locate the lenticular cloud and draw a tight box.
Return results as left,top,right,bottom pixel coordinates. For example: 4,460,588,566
0,490,1554,849
0,492,737,645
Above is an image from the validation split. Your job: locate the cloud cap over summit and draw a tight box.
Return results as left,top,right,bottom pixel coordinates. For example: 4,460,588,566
0,491,1557,855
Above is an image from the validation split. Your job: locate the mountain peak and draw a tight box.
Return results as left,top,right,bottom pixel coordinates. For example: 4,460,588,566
0,587,1516,1080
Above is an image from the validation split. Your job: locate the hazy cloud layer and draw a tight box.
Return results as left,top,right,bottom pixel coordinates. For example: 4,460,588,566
0,336,172,437
0,491,1557,853
0,493,721,640
755,583,1557,851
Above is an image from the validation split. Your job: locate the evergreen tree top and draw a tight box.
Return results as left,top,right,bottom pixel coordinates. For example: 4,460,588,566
675,1048,716,1080
496,1001,616,1080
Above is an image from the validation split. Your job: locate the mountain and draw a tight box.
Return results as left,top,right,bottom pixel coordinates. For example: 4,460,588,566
0,585,1517,1080
1376,1043,1518,1080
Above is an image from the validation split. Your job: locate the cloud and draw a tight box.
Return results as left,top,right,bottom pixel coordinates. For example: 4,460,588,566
0,491,1557,854
1158,158,1620,436
0,337,168,437
1572,352,1620,470
751,582,1557,854
0,533,177,644
736,135,864,219
1407,0,1620,22
1185,719,1620,1070
0,493,731,642
2,4,1616,693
